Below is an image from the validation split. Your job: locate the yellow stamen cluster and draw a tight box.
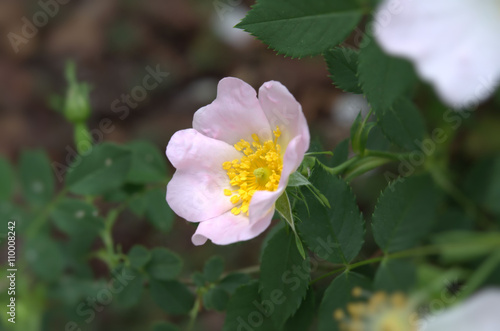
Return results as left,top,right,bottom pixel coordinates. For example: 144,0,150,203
334,288,417,331
222,127,283,216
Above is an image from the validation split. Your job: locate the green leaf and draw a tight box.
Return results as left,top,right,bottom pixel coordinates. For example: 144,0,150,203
260,227,309,328
145,248,183,281
51,200,104,258
0,156,14,200
66,143,132,195
51,198,103,236
359,40,417,111
464,156,500,215
365,125,393,151
275,192,300,243
0,202,27,236
372,175,441,253
103,183,145,203
329,139,349,167
152,323,179,331
25,236,64,282
128,245,151,269
152,322,180,331
374,259,416,293
128,193,148,216
218,273,252,294
296,166,364,264
377,98,426,151
318,272,371,331
288,172,311,187
126,140,168,184
203,286,230,311
236,0,362,58
283,289,316,331
192,271,206,287
145,188,175,232
114,267,145,309
433,208,474,233
223,281,275,331
150,279,194,315
325,47,362,94
260,222,285,262
203,256,225,283
19,150,55,207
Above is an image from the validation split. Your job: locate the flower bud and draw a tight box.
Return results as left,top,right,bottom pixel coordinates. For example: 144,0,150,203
62,61,91,124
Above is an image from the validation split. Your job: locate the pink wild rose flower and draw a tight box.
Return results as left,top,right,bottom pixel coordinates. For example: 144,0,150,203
166,77,310,245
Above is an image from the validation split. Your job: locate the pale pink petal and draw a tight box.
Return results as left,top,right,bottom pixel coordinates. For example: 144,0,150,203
258,81,310,148
193,77,273,145
247,82,310,224
191,208,274,245
166,129,241,222
249,135,310,223
421,288,500,331
374,0,500,108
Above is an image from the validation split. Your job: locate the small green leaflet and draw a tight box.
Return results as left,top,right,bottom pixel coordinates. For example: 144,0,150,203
237,0,363,58
318,272,371,331
325,47,363,94
66,143,132,195
260,227,310,328
296,166,364,264
372,175,441,253
359,39,417,112
377,98,426,151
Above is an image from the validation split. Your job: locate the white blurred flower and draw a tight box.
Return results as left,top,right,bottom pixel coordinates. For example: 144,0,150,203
336,287,500,331
374,0,500,108
330,93,370,127
211,6,253,49
421,288,500,331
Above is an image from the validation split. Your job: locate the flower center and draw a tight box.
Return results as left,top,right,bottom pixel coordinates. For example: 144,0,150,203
335,289,417,331
222,127,283,216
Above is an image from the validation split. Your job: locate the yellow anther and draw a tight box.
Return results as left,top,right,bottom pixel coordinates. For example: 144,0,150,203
352,287,363,298
222,127,283,216
224,189,232,196
390,292,407,308
347,303,366,319
369,292,388,312
336,290,414,331
273,126,281,138
334,309,345,321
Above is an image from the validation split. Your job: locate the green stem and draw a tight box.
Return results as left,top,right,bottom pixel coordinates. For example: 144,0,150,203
305,151,334,157
187,294,202,331
323,156,362,175
99,204,126,269
310,245,441,285
222,265,261,278
321,150,414,180
363,150,413,162
26,189,68,238
345,157,393,182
